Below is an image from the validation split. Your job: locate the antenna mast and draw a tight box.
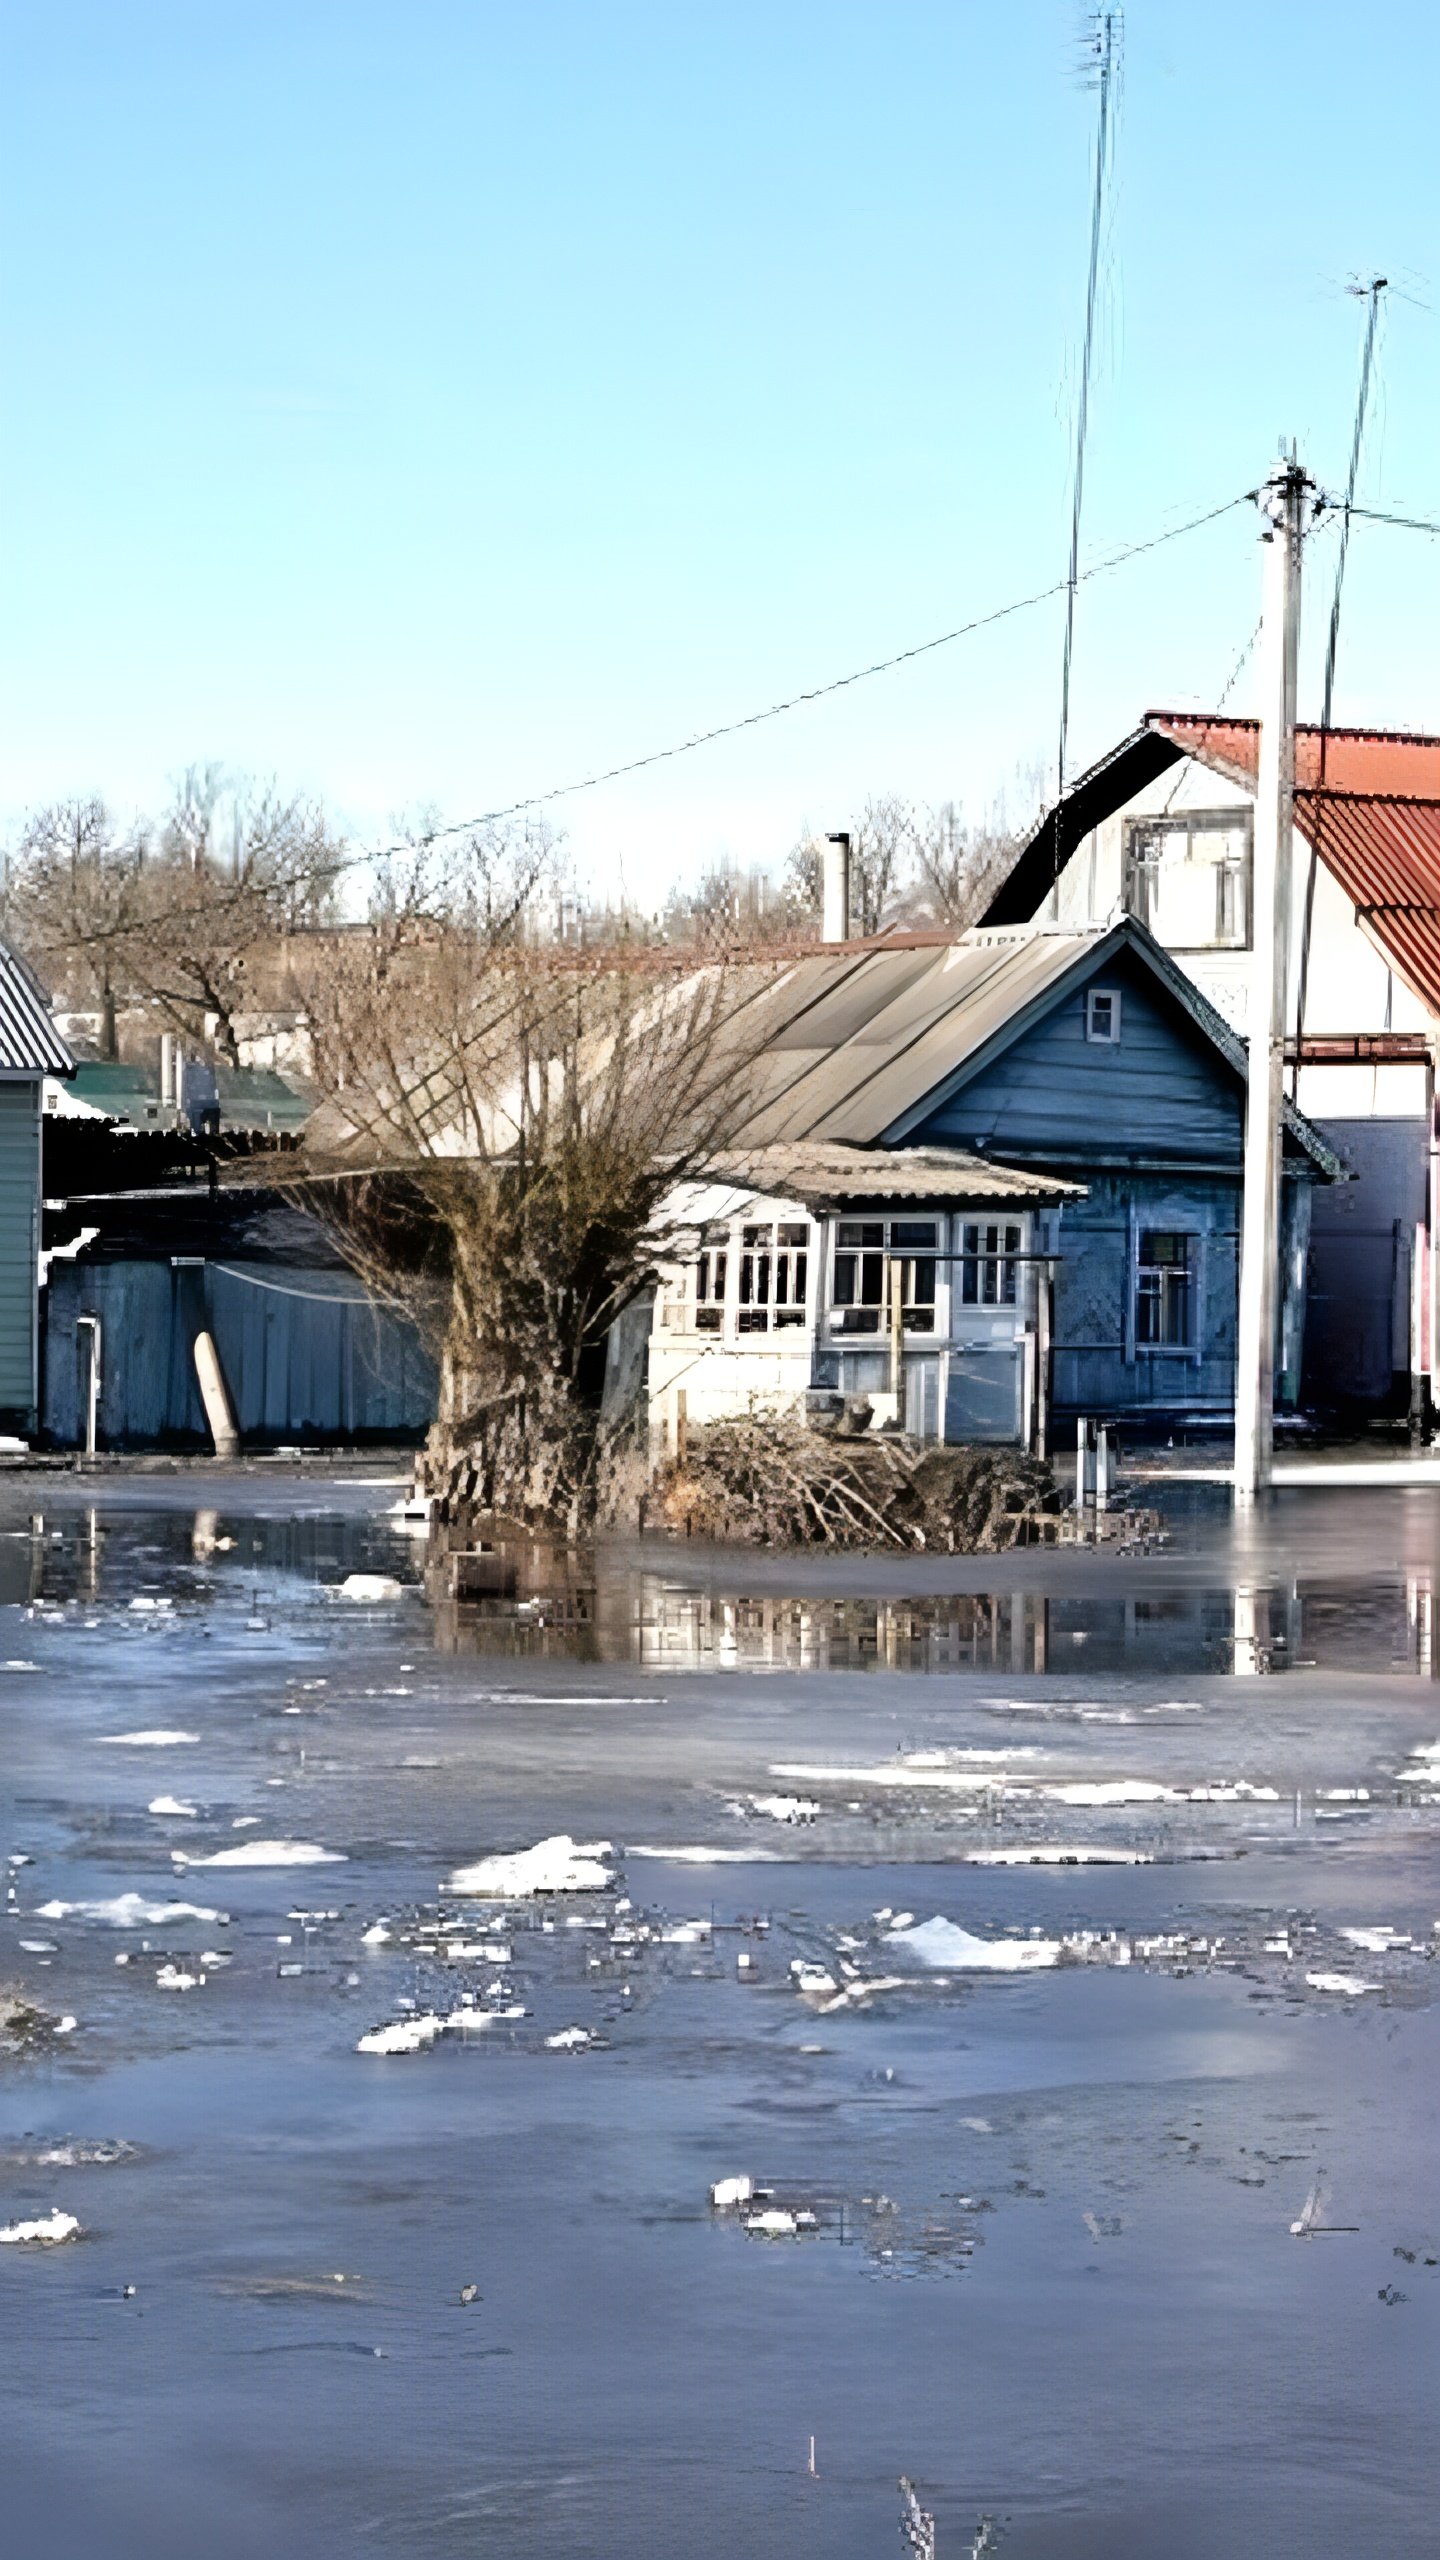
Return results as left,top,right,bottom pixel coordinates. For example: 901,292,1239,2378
1057,9,1120,807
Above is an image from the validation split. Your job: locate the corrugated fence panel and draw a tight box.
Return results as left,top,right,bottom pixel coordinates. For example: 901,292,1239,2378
0,1080,40,1418
43,1260,435,1448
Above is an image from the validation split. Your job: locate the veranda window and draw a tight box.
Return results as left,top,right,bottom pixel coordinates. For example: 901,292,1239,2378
959,1222,1021,1307
831,1219,938,1334
737,1221,809,1333
694,1238,728,1332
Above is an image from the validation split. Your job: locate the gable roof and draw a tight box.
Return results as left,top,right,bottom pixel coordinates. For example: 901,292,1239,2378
0,941,73,1078
704,1139,1082,1209
1149,712,1440,1022
721,916,1340,1176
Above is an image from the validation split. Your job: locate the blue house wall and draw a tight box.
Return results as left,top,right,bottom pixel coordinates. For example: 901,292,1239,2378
906,943,1319,1421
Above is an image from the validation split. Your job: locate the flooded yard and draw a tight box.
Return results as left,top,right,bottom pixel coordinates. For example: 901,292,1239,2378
0,1467,1435,2557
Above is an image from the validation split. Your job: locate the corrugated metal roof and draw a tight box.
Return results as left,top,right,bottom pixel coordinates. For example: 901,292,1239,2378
0,941,73,1076
705,1141,1083,1208
1149,712,1440,1018
715,917,1342,1178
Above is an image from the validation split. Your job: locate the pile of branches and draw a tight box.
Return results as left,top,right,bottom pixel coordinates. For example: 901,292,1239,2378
652,1411,1062,1553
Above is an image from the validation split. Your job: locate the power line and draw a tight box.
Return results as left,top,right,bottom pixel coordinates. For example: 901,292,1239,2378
400,488,1247,851
1344,501,1440,537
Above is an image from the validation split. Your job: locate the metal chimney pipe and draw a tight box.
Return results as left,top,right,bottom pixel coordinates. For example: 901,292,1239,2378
822,832,851,943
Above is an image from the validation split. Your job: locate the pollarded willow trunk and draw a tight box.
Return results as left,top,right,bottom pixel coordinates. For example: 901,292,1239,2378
420,1333,615,1543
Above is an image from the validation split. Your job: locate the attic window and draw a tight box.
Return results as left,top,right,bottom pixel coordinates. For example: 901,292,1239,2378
1086,987,1121,1045
1124,810,1252,950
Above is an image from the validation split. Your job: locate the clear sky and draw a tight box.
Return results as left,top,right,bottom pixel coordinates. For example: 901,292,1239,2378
2,1,1437,905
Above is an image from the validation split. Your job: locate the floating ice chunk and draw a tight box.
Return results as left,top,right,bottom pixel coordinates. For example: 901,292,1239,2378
770,1760,1015,1793
544,2027,594,2050
19,1941,56,1954
36,1894,223,1928
744,2208,817,2238
360,1923,391,1946
330,1574,405,1602
886,1917,1062,1971
1338,1927,1411,1954
1319,1788,1370,1802
447,1835,613,1897
128,1596,173,1614
148,1796,198,1818
710,2175,755,2209
0,2210,81,2245
2,1661,39,1673
659,1920,709,1945
99,1730,198,1748
749,1795,820,1825
1045,1781,1178,1806
155,1965,200,1991
1305,1970,1381,1996
1187,1782,1280,1803
180,1840,345,1868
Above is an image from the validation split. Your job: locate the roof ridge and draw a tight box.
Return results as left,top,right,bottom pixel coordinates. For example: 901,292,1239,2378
1148,708,1440,750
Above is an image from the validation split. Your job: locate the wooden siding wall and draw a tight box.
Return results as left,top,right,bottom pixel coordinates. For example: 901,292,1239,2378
0,1080,40,1426
43,1260,436,1448
912,950,1245,1166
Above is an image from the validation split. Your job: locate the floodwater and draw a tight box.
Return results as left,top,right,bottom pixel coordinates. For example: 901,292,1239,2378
0,1467,1435,2558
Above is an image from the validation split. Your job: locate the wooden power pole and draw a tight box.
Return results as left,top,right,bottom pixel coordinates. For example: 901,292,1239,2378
1234,456,1309,1502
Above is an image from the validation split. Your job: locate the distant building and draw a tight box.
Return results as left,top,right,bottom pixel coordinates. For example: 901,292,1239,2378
0,940,74,1438
646,918,1338,1451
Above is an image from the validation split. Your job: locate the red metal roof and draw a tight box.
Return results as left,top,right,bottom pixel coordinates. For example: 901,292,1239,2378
1146,711,1440,1021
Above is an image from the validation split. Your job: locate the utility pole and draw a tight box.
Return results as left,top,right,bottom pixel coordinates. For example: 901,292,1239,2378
1234,455,1309,1502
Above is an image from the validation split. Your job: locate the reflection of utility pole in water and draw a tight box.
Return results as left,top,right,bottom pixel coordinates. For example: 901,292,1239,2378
1407,1574,1435,1678
85,1506,99,1601
1232,1582,1268,1676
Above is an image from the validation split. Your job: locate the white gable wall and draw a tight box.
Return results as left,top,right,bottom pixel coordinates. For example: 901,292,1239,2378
1045,752,1428,1118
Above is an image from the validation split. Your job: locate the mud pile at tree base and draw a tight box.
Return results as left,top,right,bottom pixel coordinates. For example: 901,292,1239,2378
651,1415,1063,1552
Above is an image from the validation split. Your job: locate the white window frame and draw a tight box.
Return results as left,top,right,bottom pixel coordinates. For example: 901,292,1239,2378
828,1217,940,1339
1086,986,1121,1045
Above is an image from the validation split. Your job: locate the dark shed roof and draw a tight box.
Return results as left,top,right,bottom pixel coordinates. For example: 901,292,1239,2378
0,941,73,1077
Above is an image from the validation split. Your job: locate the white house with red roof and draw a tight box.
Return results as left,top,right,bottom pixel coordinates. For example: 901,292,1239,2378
980,715,1440,1414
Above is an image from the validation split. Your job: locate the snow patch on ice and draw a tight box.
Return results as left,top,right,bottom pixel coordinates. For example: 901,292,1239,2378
885,1916,1062,1972
1044,1780,1178,1806
356,2008,490,2054
447,1835,613,1897
1338,1926,1411,1954
748,1794,820,1824
180,1840,345,1868
0,2210,81,2245
329,1573,404,1602
36,1894,223,1928
627,1845,781,1864
965,1846,1152,1866
100,1729,198,1748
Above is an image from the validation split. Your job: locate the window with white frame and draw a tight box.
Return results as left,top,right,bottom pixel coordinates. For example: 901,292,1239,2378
694,1235,728,1332
1086,986,1121,1044
831,1218,938,1334
737,1221,809,1333
1124,811,1252,950
1135,1229,1193,1348
959,1221,1021,1307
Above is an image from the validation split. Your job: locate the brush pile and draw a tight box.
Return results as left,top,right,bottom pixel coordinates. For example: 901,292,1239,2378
651,1411,1062,1552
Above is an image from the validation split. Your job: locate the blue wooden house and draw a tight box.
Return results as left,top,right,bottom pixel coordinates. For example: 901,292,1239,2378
647,916,1341,1447
0,939,73,1438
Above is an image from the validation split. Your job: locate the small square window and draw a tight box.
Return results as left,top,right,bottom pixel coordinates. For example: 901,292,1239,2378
1086,987,1121,1044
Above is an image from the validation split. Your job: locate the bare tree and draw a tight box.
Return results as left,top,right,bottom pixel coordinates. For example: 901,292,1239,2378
786,794,914,938
907,769,1044,931
286,826,764,1536
1,798,145,1058
123,767,343,1064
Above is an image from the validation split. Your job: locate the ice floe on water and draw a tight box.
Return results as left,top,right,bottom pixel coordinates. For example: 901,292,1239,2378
1044,1780,1178,1806
148,1796,198,1818
1305,1971,1381,1996
329,1573,405,1602
178,1840,345,1868
885,1917,1062,1972
770,1757,1019,1793
544,2026,595,2051
0,2210,81,2246
1340,1925,1412,1954
100,1729,198,1748
36,1894,224,1927
155,1964,202,1991
710,2174,755,2208
447,1835,613,1896
747,1795,820,1824
965,1846,1153,1866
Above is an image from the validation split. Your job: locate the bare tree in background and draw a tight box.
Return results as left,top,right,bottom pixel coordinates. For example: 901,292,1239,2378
287,825,764,1535
908,767,1045,931
123,766,343,1065
1,798,145,1059
786,793,913,937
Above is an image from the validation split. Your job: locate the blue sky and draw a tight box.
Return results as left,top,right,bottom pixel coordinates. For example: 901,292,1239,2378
2,1,1437,904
